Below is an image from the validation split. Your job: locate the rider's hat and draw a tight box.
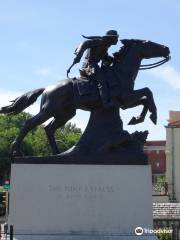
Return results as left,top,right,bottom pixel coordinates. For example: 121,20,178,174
105,30,119,38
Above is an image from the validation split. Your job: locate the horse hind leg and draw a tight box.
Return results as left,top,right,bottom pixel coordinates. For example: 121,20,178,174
12,111,50,156
44,111,76,155
44,118,62,155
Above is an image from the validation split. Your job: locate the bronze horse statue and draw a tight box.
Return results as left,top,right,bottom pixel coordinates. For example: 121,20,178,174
0,39,170,156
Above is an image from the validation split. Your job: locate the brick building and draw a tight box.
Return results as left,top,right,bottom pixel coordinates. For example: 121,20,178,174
144,141,168,202
145,141,166,175
166,111,180,202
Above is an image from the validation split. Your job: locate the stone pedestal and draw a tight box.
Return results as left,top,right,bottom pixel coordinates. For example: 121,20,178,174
8,163,157,239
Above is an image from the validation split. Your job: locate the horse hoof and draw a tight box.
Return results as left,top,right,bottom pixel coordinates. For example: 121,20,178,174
128,117,141,125
150,113,157,125
128,117,136,125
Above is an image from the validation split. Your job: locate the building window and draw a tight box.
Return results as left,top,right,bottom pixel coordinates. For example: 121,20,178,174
156,162,160,167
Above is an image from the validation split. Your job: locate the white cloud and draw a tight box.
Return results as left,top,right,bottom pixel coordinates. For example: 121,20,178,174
150,65,180,89
33,68,64,81
34,67,51,77
0,90,21,107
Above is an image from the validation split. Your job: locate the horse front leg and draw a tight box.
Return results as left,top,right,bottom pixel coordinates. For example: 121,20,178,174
124,98,149,125
121,88,157,124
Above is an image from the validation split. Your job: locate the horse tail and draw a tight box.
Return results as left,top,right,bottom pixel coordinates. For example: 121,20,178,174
0,88,45,114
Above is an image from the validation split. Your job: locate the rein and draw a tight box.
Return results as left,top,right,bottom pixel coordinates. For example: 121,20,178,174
139,56,170,70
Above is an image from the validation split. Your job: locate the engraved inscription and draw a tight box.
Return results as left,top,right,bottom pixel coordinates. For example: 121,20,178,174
48,184,115,199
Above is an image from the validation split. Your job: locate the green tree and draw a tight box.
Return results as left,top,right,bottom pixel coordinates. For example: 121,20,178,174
0,113,82,183
156,231,172,240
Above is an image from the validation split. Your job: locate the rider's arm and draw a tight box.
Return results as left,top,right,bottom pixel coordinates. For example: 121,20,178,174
67,39,103,77
73,39,103,64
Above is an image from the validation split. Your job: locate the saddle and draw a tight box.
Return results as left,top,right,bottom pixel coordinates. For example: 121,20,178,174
73,66,121,96
73,76,94,96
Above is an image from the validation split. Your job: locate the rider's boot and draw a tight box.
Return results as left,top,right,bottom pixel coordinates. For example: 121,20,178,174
98,79,115,109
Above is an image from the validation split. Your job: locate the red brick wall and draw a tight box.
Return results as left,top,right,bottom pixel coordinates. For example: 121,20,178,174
145,150,166,174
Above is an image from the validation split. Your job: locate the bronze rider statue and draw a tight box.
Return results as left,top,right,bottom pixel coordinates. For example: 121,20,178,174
67,30,119,107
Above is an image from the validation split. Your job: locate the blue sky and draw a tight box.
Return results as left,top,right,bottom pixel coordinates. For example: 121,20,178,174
0,0,180,140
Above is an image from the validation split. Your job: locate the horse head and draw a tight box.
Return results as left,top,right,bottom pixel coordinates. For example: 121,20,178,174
113,39,170,70
136,40,170,60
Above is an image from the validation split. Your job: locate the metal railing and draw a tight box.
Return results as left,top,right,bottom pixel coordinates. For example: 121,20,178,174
154,224,180,240
0,224,13,240
0,224,180,240
152,182,168,196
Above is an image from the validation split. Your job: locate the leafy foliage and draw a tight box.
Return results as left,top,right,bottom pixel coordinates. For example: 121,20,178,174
156,231,172,240
0,113,82,182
